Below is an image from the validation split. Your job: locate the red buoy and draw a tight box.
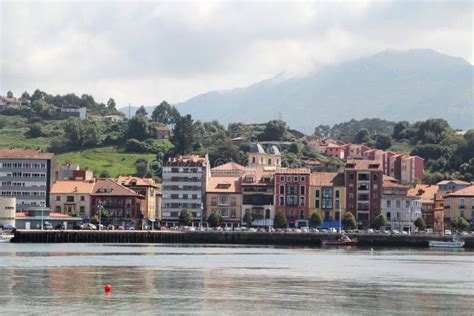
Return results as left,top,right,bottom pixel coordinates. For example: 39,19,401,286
104,284,111,293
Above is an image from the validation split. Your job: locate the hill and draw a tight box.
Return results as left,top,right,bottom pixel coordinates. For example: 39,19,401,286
174,49,473,132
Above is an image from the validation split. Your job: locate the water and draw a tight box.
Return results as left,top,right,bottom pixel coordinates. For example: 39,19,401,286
0,244,473,315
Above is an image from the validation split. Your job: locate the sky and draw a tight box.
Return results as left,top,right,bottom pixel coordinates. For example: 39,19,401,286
1,0,472,107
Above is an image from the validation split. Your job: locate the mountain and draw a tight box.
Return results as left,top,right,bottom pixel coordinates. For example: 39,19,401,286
175,49,473,132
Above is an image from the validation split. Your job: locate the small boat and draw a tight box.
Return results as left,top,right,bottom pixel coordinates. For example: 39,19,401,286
322,235,358,246
429,236,465,248
0,233,14,243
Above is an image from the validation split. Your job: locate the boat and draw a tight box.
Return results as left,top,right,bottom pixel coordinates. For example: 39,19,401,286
429,237,465,248
0,233,14,243
322,235,358,246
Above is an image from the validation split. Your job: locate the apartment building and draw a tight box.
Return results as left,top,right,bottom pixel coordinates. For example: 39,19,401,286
161,155,210,226
344,159,383,228
205,176,242,228
241,167,275,227
116,176,159,227
444,185,474,224
437,180,471,192
407,184,443,232
382,177,422,232
274,168,311,227
0,149,55,211
309,172,346,223
50,180,95,217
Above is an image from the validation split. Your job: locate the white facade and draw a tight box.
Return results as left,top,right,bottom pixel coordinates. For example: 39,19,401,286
382,194,421,232
0,196,16,227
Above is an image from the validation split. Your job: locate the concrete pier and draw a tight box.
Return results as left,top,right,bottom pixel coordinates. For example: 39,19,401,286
11,230,474,248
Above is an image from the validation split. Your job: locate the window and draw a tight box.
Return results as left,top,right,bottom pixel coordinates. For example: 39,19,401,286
387,200,392,208
349,173,354,180
55,206,61,212
288,185,298,195
373,184,378,191
287,176,291,181
335,200,340,209
349,184,354,190
211,197,217,206
268,159,272,165
231,197,236,206
294,176,298,182
324,211,330,221
280,196,285,206
66,196,74,203
335,211,340,221
386,212,391,220
280,176,284,182
373,174,378,181
460,198,465,209
220,196,228,205
231,209,236,218
300,185,305,195
315,190,320,198
405,200,410,208
80,196,85,202
335,190,340,198
315,200,320,208
300,210,304,219
396,200,401,208
301,176,305,182
349,193,354,199
80,206,85,214
322,199,332,209
55,196,61,201
299,196,305,206
252,157,256,164
280,185,285,194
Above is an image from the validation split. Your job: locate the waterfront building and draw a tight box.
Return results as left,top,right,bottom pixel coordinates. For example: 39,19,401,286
161,155,210,226
211,162,245,177
205,176,242,228
274,168,311,227
443,185,474,225
344,159,383,228
50,180,95,217
382,177,422,232
116,176,159,227
155,183,162,224
0,149,55,211
241,167,275,227
407,184,442,232
91,179,143,228
0,196,16,227
15,207,81,229
309,172,346,224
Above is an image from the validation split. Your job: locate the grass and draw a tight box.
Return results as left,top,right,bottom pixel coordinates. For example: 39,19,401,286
0,127,51,150
55,147,156,177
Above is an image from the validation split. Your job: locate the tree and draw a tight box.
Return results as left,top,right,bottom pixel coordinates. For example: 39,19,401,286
135,158,149,177
26,123,44,138
172,114,195,154
392,121,409,140
373,214,387,229
151,101,180,125
99,170,110,178
243,212,253,227
107,98,116,110
274,210,287,228
63,118,101,149
341,212,356,230
135,105,148,116
208,140,245,166
261,120,287,141
127,115,152,141
313,124,331,138
310,212,322,227
178,209,193,226
6,90,13,98
21,91,31,101
451,217,469,231
288,143,299,154
375,134,392,150
414,217,425,231
354,128,371,144
207,211,221,228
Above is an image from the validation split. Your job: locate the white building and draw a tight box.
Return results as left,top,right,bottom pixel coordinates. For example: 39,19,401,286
0,149,55,211
161,155,210,226
382,177,422,232
0,196,16,227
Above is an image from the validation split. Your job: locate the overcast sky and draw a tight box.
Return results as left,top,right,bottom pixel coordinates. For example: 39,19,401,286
1,0,472,107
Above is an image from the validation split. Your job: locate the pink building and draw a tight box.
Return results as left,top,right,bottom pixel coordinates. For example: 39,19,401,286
325,144,345,159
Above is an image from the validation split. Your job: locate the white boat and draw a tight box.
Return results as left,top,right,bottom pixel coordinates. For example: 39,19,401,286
0,234,14,243
429,238,465,248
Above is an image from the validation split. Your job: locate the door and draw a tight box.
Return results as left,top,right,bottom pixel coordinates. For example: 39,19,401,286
25,222,31,230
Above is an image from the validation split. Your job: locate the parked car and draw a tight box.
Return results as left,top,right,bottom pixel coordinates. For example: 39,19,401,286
83,223,97,230
248,228,257,232
268,227,275,233
234,227,242,232
444,230,452,236
401,231,409,235
301,227,309,233
0,224,16,231
107,224,115,230
54,223,65,230
73,224,84,230
43,222,53,230
366,229,374,234
311,228,319,233
117,225,125,230
320,229,328,233
460,231,468,236
391,230,400,235
159,226,169,231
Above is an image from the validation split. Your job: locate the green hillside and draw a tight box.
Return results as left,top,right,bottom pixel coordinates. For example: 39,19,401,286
56,147,156,178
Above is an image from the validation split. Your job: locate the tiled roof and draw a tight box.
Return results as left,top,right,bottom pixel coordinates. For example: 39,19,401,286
310,172,338,186
166,155,208,166
345,159,383,171
241,167,274,186
407,184,439,203
92,179,140,196
211,162,245,171
207,176,241,193
445,185,474,197
51,180,95,194
437,180,470,185
116,176,158,187
383,179,409,189
155,126,171,131
0,148,54,160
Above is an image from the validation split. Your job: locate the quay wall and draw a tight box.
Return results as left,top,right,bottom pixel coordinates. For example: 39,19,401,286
11,230,474,248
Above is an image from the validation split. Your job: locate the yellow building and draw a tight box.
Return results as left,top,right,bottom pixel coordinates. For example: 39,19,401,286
444,185,474,223
50,180,95,217
309,172,346,222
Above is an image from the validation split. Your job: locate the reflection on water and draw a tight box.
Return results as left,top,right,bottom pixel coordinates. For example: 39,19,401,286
0,244,473,315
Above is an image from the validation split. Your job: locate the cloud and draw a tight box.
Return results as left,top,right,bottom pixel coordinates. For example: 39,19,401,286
0,0,472,106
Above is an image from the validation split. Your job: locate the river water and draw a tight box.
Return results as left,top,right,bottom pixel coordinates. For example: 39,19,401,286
0,244,472,315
